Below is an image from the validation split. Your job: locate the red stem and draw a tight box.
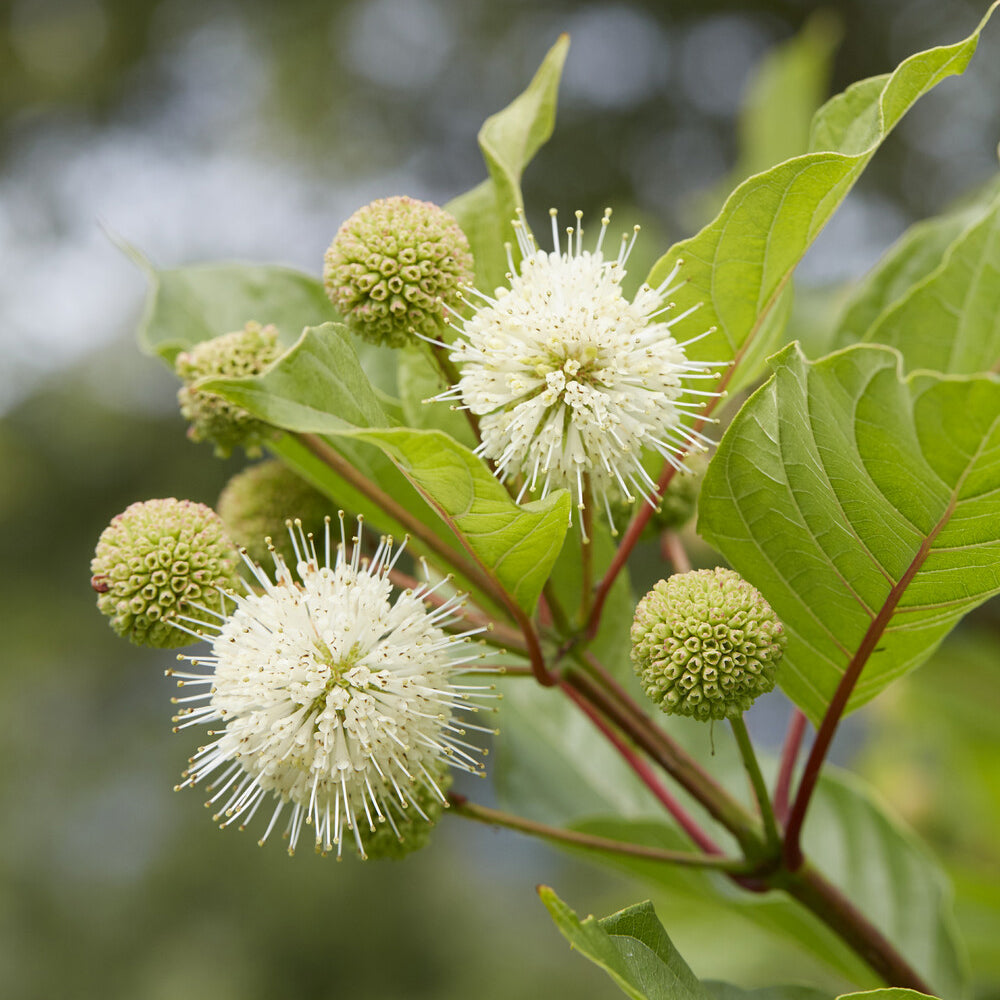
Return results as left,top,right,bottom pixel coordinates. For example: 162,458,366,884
774,709,808,823
660,530,692,573
559,679,723,855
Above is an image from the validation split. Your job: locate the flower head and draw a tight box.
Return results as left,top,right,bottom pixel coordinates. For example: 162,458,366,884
176,321,280,457
171,515,494,858
91,498,241,649
439,209,718,527
324,196,474,347
630,568,786,721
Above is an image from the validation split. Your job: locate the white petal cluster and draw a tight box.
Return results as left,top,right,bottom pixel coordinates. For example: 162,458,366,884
170,517,492,858
441,210,717,526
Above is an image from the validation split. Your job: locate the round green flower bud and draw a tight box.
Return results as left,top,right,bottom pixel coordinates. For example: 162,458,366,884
352,766,452,861
630,568,786,721
91,498,242,649
175,321,280,457
324,196,474,347
609,453,710,537
654,452,709,532
216,459,334,568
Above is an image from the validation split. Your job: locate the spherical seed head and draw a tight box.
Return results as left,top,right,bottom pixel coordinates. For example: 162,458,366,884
630,568,786,721
91,498,242,649
217,460,334,568
324,196,474,347
175,322,280,457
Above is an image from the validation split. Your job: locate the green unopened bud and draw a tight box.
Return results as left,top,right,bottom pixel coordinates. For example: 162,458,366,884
217,460,334,568
655,452,709,531
355,766,452,861
631,568,785,721
324,196,474,347
610,453,710,537
176,321,280,457
91,498,242,649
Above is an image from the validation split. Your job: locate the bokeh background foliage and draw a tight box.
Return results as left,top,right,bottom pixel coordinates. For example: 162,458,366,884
2,1,999,998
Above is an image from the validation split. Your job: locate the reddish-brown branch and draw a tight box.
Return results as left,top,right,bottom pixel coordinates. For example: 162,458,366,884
559,678,723,855
660,530,692,573
774,709,808,823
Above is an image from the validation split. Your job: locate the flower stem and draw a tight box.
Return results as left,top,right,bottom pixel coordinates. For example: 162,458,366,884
564,667,764,854
448,793,751,873
660,530,692,573
774,709,808,823
559,677,723,855
579,489,594,620
428,342,482,443
730,715,780,852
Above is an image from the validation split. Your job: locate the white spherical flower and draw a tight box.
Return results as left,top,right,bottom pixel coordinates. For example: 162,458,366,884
438,209,719,529
170,516,494,858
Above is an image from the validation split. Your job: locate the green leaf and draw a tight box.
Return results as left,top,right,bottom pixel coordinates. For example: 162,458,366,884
838,182,1000,373
705,984,830,1000
539,887,711,1000
397,345,478,448
645,5,997,393
699,342,1000,722
833,177,1000,350
134,260,339,364
342,427,570,614
837,992,941,1000
446,35,569,292
199,323,389,432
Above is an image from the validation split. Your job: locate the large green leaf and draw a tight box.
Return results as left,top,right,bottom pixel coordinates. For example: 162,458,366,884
343,427,570,614
539,888,711,1000
836,992,941,1000
134,260,339,363
446,35,569,292
705,985,832,1000
699,343,1000,722
645,6,996,393
833,177,1000,350
838,183,1000,374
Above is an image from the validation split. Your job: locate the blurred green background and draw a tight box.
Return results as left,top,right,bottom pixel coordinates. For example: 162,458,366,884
2,1,999,998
